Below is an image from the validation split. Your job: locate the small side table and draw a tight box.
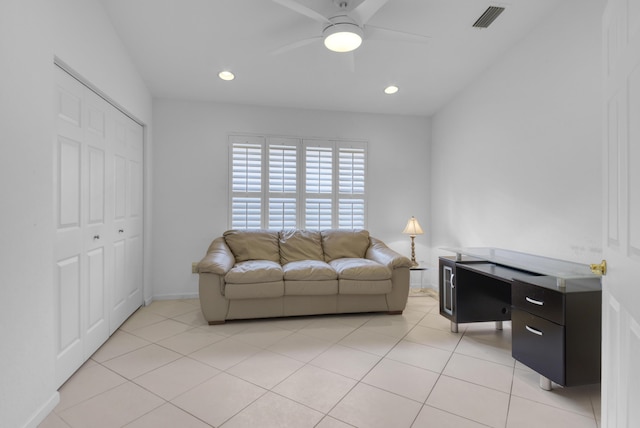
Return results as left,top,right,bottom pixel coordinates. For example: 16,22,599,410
410,265,429,293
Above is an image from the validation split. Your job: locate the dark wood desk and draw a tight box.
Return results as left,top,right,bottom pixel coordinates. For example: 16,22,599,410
438,248,601,390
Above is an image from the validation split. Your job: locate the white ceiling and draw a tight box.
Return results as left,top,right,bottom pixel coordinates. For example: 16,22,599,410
99,0,561,116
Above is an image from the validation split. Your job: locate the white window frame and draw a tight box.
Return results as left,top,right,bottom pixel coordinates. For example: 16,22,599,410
228,134,367,230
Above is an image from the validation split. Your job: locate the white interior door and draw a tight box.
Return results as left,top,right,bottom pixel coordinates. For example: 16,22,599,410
53,68,85,387
82,88,111,357
54,67,111,387
125,123,144,318
602,0,640,426
109,108,144,332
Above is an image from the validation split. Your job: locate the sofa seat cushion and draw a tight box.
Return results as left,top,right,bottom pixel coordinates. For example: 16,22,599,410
225,260,283,284
279,230,324,264
329,258,392,281
282,260,337,281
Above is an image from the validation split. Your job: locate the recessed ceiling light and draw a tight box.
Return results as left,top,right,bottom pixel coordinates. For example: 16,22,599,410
384,85,399,95
218,70,235,81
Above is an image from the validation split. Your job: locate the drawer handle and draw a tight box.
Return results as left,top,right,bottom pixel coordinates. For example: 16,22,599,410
525,325,543,336
525,296,544,306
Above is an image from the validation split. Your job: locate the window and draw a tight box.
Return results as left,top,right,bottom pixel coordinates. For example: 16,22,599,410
230,136,262,229
229,135,367,230
338,146,366,228
268,138,298,229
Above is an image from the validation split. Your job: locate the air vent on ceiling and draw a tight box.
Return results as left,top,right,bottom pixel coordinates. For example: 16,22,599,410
473,6,505,28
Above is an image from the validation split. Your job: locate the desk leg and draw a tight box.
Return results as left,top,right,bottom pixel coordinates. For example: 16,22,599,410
495,321,503,330
451,322,458,333
539,375,552,391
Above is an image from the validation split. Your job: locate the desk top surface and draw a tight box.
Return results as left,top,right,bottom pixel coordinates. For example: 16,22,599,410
441,247,599,280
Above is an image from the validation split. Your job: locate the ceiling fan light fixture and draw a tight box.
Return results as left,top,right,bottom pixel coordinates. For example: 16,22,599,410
323,23,363,52
384,85,399,94
218,70,235,81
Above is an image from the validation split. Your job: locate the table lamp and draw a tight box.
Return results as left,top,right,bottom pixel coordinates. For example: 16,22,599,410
402,216,424,266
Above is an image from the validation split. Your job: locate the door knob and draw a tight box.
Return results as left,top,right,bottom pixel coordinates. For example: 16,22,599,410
590,260,607,276
93,235,100,240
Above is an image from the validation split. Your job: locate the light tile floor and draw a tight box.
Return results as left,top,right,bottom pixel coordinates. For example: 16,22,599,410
39,294,601,428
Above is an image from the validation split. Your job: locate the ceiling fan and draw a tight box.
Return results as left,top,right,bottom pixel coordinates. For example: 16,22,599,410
271,0,430,55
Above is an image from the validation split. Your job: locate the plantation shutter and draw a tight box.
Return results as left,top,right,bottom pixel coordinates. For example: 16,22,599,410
229,134,367,230
268,138,299,229
304,142,333,230
338,144,366,229
230,136,263,229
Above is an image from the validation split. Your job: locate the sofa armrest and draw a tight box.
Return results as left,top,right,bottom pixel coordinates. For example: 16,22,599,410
366,237,413,270
197,237,235,275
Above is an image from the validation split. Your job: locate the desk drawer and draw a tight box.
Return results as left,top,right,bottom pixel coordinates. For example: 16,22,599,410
512,280,564,325
512,309,565,385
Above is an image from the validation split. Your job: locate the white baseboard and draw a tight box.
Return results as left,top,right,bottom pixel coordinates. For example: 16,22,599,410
22,391,59,428
146,292,199,304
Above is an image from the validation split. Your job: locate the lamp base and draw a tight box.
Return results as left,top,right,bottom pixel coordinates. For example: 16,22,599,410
410,235,418,266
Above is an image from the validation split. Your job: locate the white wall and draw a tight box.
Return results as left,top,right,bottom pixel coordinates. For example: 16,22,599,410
151,100,431,298
429,0,605,283
0,2,56,427
0,1,152,426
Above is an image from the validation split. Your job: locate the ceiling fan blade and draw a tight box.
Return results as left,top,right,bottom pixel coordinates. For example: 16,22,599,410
349,0,390,25
365,25,431,44
271,36,322,55
272,0,331,24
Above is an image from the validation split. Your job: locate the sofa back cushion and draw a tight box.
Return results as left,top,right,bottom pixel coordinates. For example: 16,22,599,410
321,229,370,262
279,230,323,264
223,229,280,263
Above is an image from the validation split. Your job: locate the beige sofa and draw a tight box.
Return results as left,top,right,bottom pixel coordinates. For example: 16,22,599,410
196,229,413,324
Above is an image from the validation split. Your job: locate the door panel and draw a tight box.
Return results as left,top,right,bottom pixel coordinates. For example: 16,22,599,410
111,238,127,330
87,147,105,225
54,255,82,385
602,0,640,426
629,319,640,425
87,248,104,329
127,234,143,298
114,155,127,221
129,160,143,218
603,294,620,428
57,138,81,228
606,94,620,246
56,256,81,353
629,64,640,256
57,84,81,129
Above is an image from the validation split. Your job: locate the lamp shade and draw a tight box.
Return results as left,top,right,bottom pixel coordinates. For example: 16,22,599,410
402,216,424,236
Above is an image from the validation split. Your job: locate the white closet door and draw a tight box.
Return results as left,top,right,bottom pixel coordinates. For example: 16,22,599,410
110,111,144,332
54,67,111,387
82,88,111,357
54,68,85,387
125,122,144,319
54,65,144,387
